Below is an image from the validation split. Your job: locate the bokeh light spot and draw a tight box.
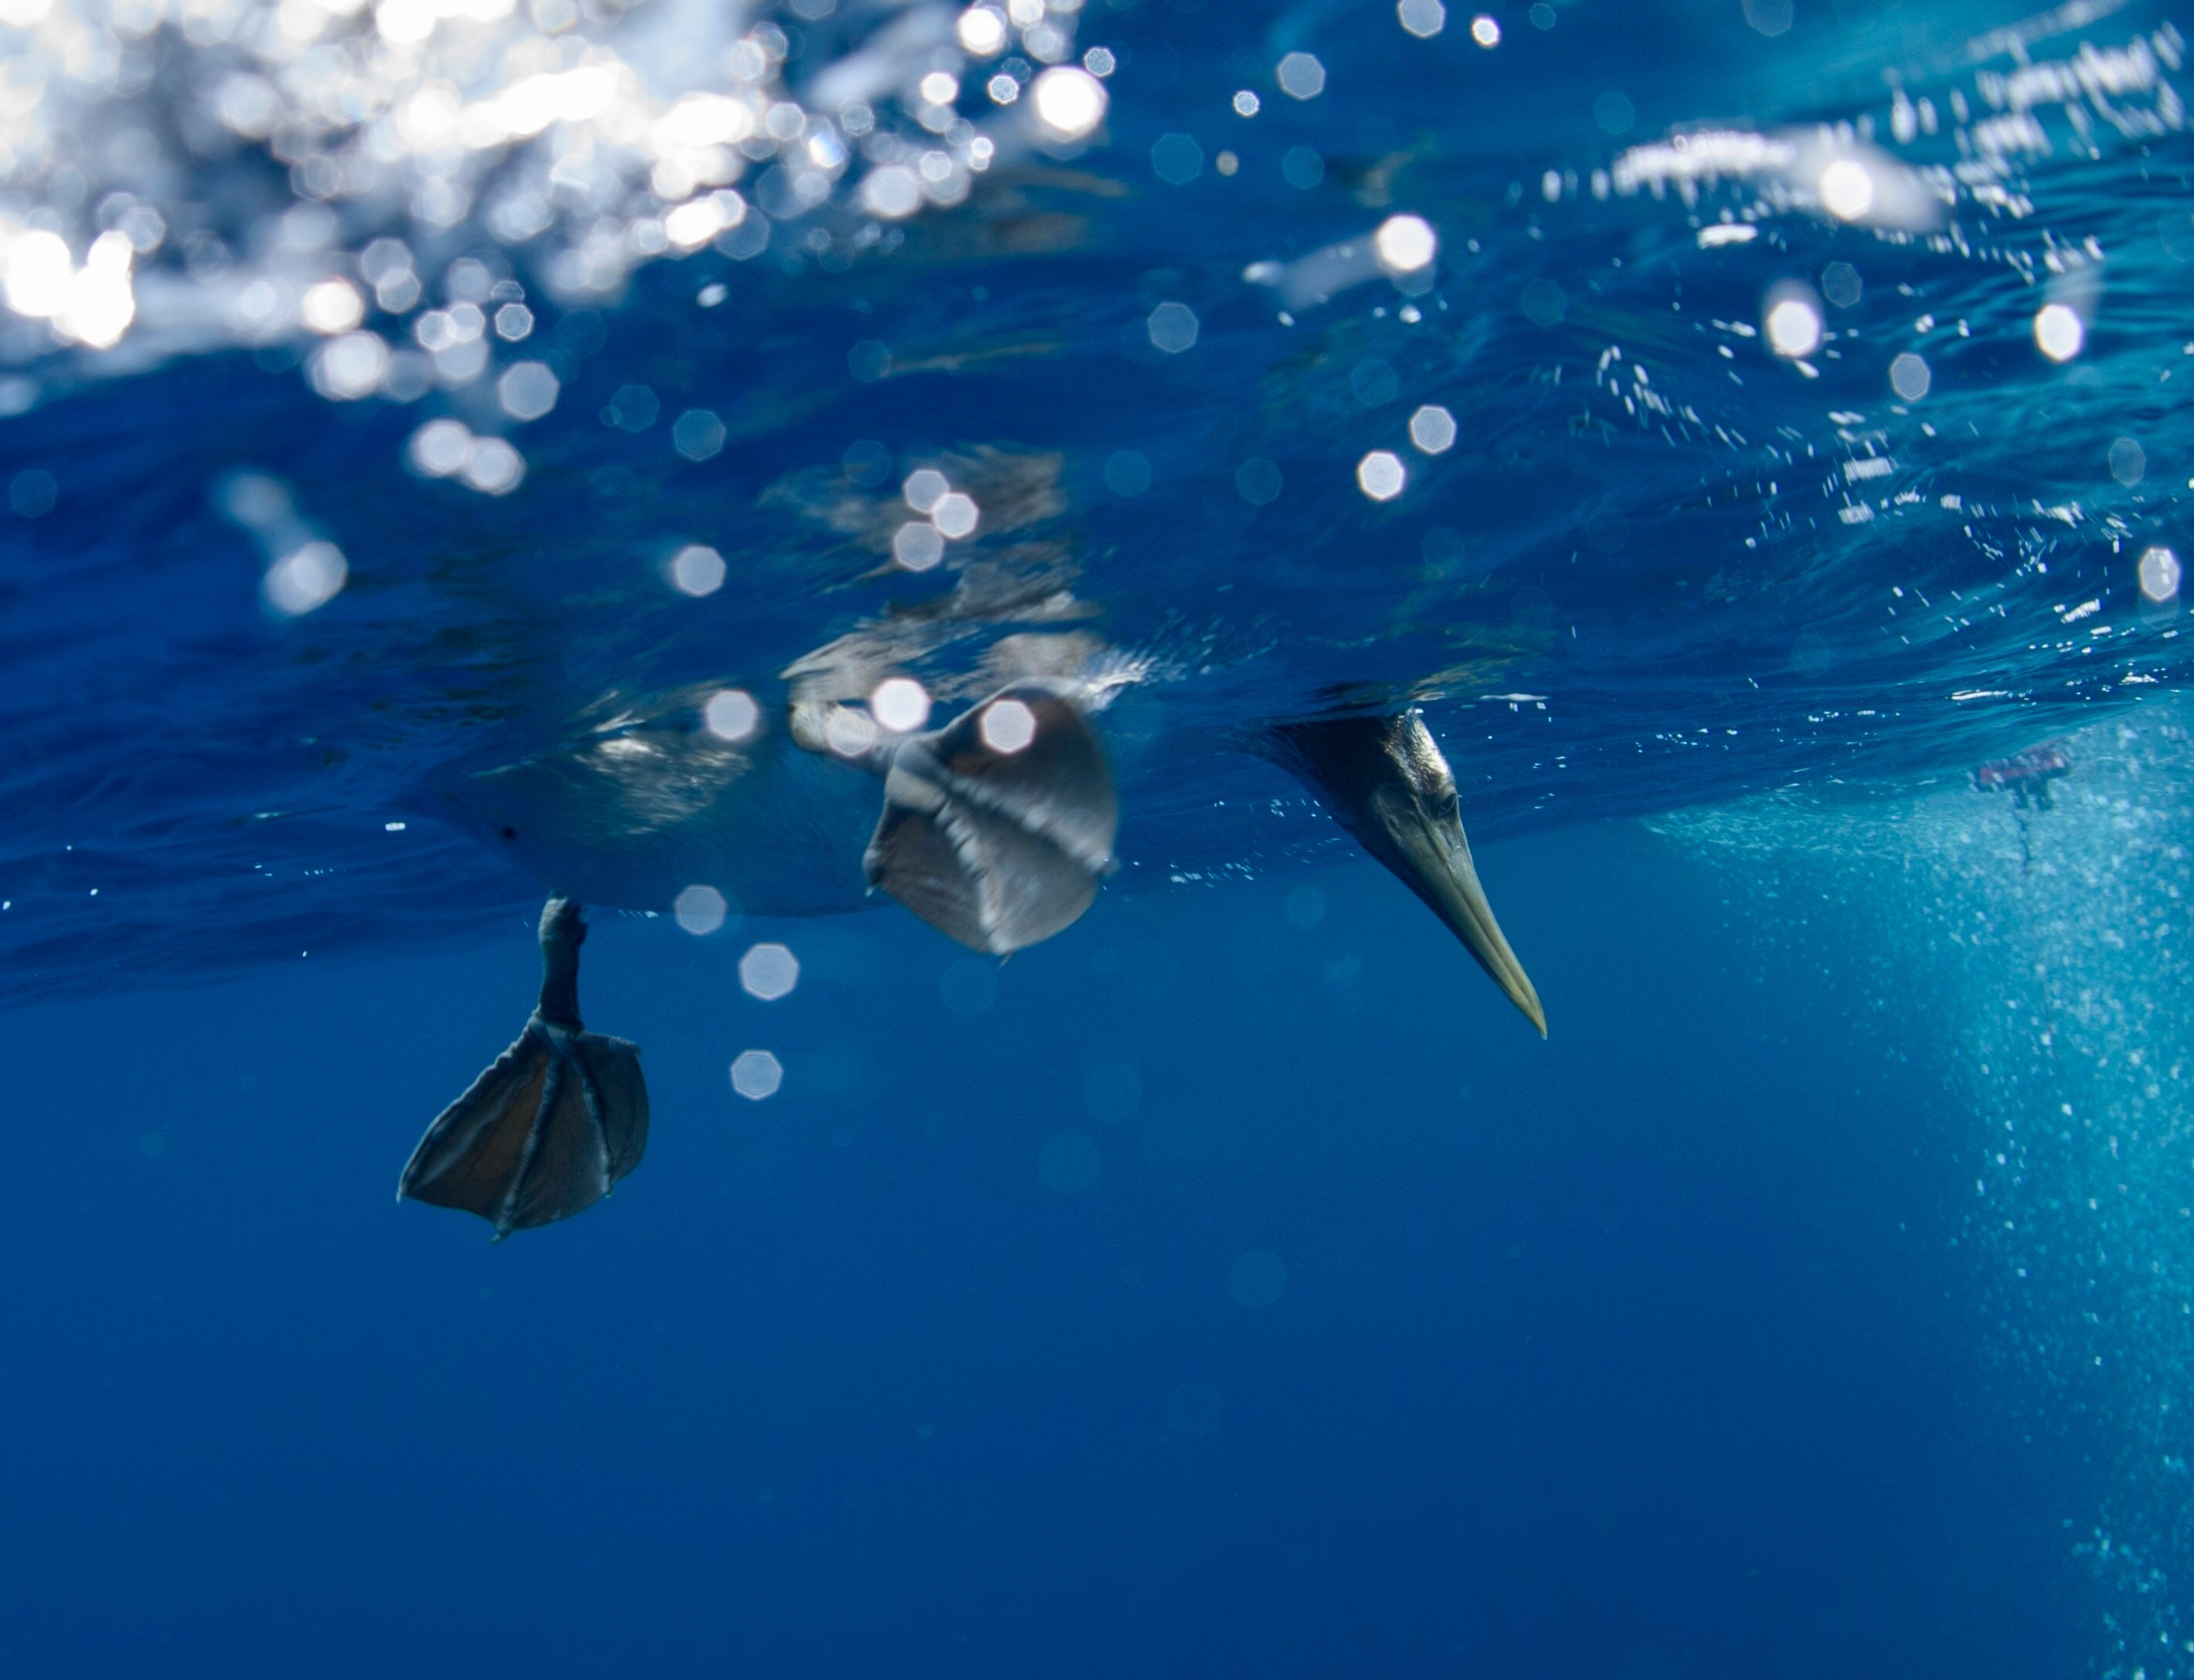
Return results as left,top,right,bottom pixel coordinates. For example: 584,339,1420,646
1282,147,1326,190
902,468,950,513
844,439,892,486
675,884,729,936
871,676,932,733
1374,213,1437,274
2034,303,2084,362
264,542,348,616
1766,296,1822,359
10,469,56,517
980,697,1038,754
893,522,946,571
1147,300,1199,354
2109,437,2146,487
1237,457,1283,505
705,689,760,742
3,229,71,318
730,1049,783,1099
1103,451,1151,496
310,331,390,400
605,384,659,432
1151,132,1204,185
2138,546,2181,604
1888,353,1931,401
408,419,471,477
671,543,726,596
1351,358,1398,407
1276,52,1326,100
1284,882,1328,928
1227,1251,1288,1309
497,361,560,422
740,942,800,1001
1356,449,1406,501
862,165,923,219
1408,405,1458,454
957,5,1007,54
1821,262,1863,308
460,437,526,496
931,489,980,537
1519,277,1566,326
824,707,880,758
1744,0,1793,35
1817,159,1875,222
1031,66,1106,139
848,340,892,382
664,192,747,249
300,279,364,334
672,408,726,460
1398,0,1446,38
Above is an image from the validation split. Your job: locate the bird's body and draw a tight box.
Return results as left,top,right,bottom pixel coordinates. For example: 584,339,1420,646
448,716,880,920
403,627,1545,1238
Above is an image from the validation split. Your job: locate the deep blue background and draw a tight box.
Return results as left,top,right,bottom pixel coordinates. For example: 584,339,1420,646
0,0,2177,1668
0,824,2092,1675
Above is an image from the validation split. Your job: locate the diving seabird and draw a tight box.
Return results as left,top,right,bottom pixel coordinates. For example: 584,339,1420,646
400,692,1539,1237
398,680,1121,1235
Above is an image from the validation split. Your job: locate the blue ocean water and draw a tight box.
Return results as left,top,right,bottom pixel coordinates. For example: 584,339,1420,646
2,0,2192,1671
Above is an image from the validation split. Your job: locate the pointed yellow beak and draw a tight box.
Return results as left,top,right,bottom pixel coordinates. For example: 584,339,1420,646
1382,804,1547,1037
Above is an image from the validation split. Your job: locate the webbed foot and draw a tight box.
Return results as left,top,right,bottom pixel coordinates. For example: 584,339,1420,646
398,899,649,1238
863,682,1119,955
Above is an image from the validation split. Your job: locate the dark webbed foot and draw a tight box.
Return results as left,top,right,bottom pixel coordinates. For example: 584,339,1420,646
1266,713,1546,1037
864,682,1118,955
398,899,649,1238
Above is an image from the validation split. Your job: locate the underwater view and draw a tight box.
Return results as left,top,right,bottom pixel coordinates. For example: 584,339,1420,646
2,0,2192,1670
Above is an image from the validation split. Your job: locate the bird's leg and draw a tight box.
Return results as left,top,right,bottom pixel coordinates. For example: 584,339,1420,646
398,898,651,1238
859,682,1119,956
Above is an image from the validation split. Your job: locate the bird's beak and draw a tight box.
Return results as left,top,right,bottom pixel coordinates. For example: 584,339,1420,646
1376,794,1547,1037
